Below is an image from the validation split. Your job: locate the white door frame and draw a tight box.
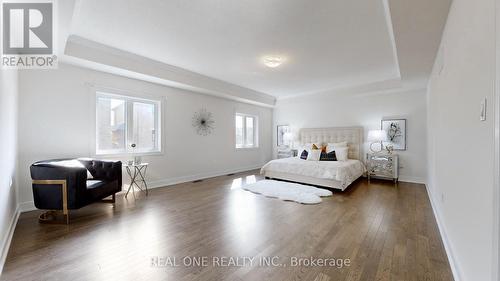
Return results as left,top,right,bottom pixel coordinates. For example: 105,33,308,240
495,0,500,280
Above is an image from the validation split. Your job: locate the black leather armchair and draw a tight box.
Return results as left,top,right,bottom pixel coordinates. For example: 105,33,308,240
30,158,122,224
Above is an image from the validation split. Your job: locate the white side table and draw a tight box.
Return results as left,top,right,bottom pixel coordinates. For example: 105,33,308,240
123,163,149,198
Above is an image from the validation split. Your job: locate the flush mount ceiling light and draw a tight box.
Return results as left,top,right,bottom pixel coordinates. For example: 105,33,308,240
262,56,285,68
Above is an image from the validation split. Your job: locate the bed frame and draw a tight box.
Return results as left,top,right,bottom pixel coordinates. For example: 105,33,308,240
264,126,364,190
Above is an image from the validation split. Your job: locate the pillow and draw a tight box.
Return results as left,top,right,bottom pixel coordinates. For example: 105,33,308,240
300,150,308,160
300,143,311,154
300,143,320,156
304,143,321,150
306,149,321,161
326,141,348,153
320,151,337,161
335,147,349,161
86,169,94,180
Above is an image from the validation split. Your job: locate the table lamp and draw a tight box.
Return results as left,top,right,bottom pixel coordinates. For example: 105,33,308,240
367,129,387,153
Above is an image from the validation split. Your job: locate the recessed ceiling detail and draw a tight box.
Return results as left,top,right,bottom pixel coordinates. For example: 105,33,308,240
68,0,401,98
60,0,451,103
64,35,277,107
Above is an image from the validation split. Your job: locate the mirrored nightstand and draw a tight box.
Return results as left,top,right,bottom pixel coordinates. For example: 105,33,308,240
366,153,399,183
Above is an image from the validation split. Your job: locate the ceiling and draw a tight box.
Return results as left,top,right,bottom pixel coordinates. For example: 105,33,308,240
58,0,451,105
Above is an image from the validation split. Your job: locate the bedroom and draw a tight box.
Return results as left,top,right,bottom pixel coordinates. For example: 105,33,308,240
0,0,498,280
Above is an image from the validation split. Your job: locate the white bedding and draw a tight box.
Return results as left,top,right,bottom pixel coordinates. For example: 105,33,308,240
260,157,366,187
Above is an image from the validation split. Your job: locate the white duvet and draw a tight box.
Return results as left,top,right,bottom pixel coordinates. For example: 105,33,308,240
260,157,366,186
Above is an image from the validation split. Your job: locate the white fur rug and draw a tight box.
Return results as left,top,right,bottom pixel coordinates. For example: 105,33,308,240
242,180,333,204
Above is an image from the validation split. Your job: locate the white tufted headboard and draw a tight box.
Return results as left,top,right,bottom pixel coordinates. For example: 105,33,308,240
299,127,364,160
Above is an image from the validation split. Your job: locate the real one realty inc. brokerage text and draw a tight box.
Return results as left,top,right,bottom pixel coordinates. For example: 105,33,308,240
151,256,351,269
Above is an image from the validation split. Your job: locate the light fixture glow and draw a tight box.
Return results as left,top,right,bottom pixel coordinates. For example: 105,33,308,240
262,56,285,68
367,129,388,153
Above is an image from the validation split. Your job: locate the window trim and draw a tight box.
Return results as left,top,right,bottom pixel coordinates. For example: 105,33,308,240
94,91,163,156
235,112,259,149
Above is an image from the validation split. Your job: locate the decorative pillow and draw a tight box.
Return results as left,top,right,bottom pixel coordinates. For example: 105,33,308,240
307,149,321,161
303,143,315,148
326,141,348,153
335,147,349,161
301,143,311,154
86,169,94,180
312,143,320,150
304,143,322,150
320,151,337,161
300,150,308,160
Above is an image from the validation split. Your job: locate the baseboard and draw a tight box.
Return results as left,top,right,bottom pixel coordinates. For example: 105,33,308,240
18,201,35,213
398,175,426,184
148,164,265,189
0,206,20,276
425,185,463,281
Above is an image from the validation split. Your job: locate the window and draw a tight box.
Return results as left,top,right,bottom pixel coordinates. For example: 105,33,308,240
235,113,258,148
96,92,161,155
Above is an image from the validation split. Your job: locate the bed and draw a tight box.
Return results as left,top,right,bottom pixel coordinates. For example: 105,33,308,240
261,127,366,191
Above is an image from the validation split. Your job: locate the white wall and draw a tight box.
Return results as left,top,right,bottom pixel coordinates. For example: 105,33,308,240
0,69,19,272
427,0,496,280
17,63,273,207
274,88,428,183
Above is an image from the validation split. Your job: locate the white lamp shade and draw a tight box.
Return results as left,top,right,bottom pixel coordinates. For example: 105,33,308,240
283,132,293,145
368,130,387,142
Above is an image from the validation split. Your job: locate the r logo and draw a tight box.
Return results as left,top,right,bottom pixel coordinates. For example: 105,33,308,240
2,2,53,55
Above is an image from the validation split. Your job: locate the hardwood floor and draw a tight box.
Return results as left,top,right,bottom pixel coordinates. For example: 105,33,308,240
1,170,453,281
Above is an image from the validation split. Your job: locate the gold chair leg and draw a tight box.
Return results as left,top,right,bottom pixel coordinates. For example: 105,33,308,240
38,210,70,225
33,180,69,224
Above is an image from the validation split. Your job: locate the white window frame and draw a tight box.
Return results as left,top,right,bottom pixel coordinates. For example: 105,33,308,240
95,91,162,156
235,113,259,149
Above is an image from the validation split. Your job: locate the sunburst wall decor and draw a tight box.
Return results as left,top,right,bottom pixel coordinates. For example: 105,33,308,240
192,108,215,136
